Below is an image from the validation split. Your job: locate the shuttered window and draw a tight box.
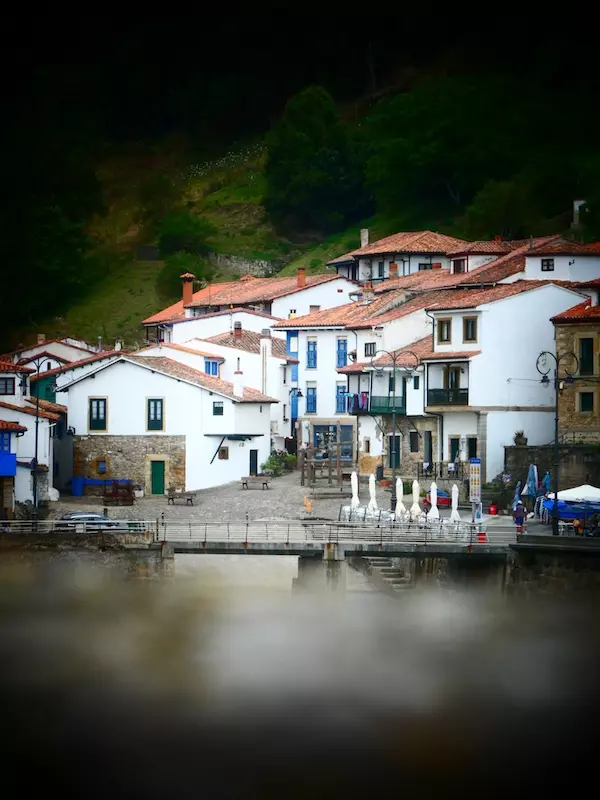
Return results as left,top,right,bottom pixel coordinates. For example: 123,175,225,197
147,398,164,430
89,399,107,431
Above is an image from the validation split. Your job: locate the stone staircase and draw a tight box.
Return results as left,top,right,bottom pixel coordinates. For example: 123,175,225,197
363,556,414,594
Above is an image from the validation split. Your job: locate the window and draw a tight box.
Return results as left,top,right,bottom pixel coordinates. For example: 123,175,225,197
0,432,10,452
204,359,219,376
377,261,384,278
288,309,297,319
89,398,107,431
453,259,466,274
388,375,395,393
336,384,347,413
579,338,594,376
409,431,419,453
307,340,317,369
413,375,420,390
541,258,554,272
218,447,229,460
309,305,321,313
364,342,376,357
283,403,288,420
96,459,107,475
336,338,348,368
147,398,164,431
579,392,594,412
213,401,224,416
463,317,477,343
445,367,461,389
438,319,452,343
46,361,52,371
418,263,432,271
306,386,317,413
0,378,15,395
282,367,287,385
467,437,477,459
364,437,371,454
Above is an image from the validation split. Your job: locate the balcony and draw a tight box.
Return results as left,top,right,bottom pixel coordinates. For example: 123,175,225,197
346,392,370,415
0,452,17,477
427,388,469,406
369,395,406,415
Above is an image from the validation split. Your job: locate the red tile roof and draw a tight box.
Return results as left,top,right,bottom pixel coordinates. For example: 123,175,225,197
0,420,27,432
551,301,600,324
456,253,527,285
122,357,278,403
0,339,97,361
447,240,528,257
528,240,600,256
0,360,34,374
29,351,120,381
142,275,349,325
133,343,225,361
337,335,480,372
0,401,60,421
374,269,468,294
204,330,288,359
17,351,73,365
424,280,580,311
329,230,468,261
25,397,67,414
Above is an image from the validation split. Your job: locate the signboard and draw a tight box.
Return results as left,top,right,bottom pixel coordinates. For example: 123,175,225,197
469,457,482,503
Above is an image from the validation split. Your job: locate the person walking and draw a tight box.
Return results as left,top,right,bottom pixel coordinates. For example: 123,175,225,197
513,501,526,534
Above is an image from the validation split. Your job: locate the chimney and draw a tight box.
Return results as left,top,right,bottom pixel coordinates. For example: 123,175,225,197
573,198,585,229
180,272,196,307
37,334,45,345
494,235,502,242
297,267,306,289
233,369,244,399
389,262,398,278
114,339,122,352
362,281,374,302
97,336,103,352
260,329,271,394
233,321,243,340
431,262,442,270
360,228,369,248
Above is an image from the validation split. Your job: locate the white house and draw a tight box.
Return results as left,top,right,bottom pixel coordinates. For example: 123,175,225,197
142,269,357,343
1,335,100,371
328,229,468,283
60,355,277,494
421,281,590,481
136,323,295,450
0,360,60,514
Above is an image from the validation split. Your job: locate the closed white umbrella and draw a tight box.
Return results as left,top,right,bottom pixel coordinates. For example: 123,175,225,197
350,471,360,509
367,473,378,512
395,478,406,516
410,479,421,518
449,483,461,523
427,481,440,520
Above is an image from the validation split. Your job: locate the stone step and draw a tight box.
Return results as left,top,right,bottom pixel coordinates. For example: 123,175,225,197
383,576,413,585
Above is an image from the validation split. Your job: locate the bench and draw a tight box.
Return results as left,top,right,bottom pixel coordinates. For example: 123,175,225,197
241,476,271,490
167,489,196,505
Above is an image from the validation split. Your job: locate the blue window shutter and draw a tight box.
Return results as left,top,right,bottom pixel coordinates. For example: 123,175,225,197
212,361,218,376
336,339,347,368
306,387,317,413
307,340,317,369
291,364,298,381
204,360,211,374
336,385,346,413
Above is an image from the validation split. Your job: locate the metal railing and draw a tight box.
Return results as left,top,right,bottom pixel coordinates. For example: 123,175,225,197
427,388,469,406
417,461,466,480
369,396,406,414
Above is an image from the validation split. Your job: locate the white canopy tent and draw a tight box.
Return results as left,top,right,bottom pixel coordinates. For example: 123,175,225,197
546,484,600,502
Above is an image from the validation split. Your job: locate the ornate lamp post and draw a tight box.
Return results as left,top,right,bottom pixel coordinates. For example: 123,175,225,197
536,350,578,536
371,349,420,511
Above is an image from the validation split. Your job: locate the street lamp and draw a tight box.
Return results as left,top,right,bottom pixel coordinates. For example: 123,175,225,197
536,350,578,536
371,349,420,511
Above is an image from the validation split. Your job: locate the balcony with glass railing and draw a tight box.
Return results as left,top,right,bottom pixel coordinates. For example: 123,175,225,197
369,395,406,414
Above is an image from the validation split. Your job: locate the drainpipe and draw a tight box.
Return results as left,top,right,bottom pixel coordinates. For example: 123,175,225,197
424,310,444,462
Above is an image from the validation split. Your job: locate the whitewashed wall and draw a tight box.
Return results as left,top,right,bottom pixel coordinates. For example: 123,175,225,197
524,255,600,282
54,356,120,409
271,278,357,319
450,255,497,273
13,342,93,364
485,409,553,481
169,311,284,344
357,255,452,281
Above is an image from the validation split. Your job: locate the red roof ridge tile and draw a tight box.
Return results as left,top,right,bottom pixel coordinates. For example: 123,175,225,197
133,343,226,360
0,419,28,432
0,400,61,420
551,301,600,323
0,360,35,374
29,351,120,381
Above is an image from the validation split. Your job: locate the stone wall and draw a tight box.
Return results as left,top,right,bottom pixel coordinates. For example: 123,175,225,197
505,444,600,487
380,416,438,476
555,322,600,441
508,545,600,598
207,253,289,278
73,435,186,494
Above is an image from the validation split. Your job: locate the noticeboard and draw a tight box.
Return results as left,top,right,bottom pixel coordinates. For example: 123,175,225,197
469,457,482,503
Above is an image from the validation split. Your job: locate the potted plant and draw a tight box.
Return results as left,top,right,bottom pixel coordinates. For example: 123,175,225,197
513,430,528,446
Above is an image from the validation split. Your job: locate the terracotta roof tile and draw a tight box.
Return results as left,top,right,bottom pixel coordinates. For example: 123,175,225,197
374,269,467,294
551,301,600,323
123,357,278,403
447,239,529,257
29,351,120,381
0,419,27,432
327,251,356,265
0,360,35,374
25,397,67,414
133,343,225,360
142,275,349,324
328,230,468,261
374,336,438,366
0,338,95,360
17,351,73,365
204,330,288,359
0,401,60,421
424,280,578,311
529,240,600,256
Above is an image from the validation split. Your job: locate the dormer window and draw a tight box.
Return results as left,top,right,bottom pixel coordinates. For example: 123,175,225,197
453,259,466,274
541,258,555,272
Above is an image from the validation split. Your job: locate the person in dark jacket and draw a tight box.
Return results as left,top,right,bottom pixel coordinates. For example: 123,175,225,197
513,501,526,532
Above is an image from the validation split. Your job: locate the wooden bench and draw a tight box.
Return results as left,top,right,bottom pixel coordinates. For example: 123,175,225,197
241,476,271,490
167,489,196,505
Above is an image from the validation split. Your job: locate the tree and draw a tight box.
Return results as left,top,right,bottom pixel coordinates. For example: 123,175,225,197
458,179,538,241
157,211,216,258
264,86,368,233
156,253,214,303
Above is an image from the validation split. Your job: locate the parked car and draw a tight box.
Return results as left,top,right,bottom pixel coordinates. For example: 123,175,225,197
54,513,144,532
423,489,452,508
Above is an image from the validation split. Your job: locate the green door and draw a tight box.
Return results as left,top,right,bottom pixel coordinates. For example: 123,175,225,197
150,460,165,495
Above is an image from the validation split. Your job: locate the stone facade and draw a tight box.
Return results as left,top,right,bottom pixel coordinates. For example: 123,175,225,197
505,444,600,488
507,546,600,598
380,416,438,477
207,252,290,278
73,435,186,494
555,322,600,441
